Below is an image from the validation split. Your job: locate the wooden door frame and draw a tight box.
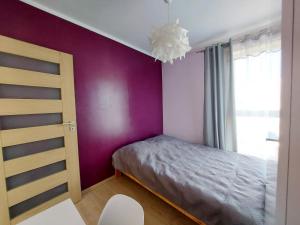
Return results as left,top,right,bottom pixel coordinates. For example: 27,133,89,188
285,0,300,224
276,0,294,224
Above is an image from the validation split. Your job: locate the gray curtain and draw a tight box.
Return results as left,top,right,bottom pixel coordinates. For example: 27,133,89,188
203,41,237,151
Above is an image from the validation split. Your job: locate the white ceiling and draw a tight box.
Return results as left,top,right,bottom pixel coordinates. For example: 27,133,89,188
21,0,281,56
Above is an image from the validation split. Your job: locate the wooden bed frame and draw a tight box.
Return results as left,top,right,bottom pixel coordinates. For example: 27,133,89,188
115,169,206,225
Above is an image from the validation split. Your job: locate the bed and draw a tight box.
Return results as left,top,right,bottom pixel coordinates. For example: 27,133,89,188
112,135,276,225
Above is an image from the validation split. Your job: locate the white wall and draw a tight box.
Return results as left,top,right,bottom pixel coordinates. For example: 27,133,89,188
162,52,205,144
275,0,293,224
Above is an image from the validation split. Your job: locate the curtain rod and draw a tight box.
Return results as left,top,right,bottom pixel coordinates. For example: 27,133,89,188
195,42,230,53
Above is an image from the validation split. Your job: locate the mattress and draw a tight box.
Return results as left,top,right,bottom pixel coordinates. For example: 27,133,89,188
112,135,276,225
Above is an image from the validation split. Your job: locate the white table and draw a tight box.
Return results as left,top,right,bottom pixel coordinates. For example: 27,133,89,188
18,199,86,225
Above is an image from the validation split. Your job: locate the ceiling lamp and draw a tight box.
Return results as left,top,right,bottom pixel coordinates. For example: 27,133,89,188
150,0,191,64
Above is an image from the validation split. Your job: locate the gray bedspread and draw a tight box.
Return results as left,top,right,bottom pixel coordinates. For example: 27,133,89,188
112,135,276,225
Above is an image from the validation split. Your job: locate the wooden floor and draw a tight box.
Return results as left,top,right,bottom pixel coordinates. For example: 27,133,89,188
76,175,197,225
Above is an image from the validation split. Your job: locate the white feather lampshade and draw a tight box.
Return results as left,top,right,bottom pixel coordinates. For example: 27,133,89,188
150,19,191,64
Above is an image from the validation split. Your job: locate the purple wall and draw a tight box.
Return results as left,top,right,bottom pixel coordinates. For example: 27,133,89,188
0,0,162,189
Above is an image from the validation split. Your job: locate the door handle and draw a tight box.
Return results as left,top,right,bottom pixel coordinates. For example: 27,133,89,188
63,121,76,131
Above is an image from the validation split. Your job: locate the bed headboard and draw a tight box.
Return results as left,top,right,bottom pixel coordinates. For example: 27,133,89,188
0,35,81,225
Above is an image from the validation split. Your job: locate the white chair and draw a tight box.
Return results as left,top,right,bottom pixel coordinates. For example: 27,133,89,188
98,194,144,225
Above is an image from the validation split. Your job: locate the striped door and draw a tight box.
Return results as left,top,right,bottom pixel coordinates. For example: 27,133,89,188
0,35,81,225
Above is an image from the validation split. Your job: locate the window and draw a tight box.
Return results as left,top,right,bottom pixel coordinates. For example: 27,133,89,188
233,30,281,160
